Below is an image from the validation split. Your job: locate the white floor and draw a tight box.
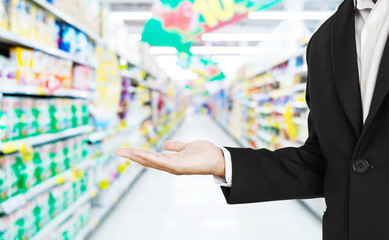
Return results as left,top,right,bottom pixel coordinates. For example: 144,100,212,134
89,114,322,240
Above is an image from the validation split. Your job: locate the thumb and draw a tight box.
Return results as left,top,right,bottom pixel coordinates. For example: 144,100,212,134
163,140,187,152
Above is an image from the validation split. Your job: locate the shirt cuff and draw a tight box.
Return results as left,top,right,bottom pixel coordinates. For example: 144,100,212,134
213,147,232,187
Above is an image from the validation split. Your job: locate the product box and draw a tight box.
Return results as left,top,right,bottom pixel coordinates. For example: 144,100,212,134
32,51,49,87
72,65,92,90
9,0,26,36
0,0,9,30
0,54,17,87
24,1,37,40
10,47,36,86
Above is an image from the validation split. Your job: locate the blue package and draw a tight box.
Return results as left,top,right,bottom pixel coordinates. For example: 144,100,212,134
59,24,77,54
76,31,88,60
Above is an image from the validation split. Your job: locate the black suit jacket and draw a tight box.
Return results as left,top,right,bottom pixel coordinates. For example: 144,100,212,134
222,0,389,239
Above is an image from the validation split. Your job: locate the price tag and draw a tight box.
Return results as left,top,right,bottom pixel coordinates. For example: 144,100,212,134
92,220,99,228
71,169,84,181
90,189,98,198
99,180,110,190
56,175,65,185
36,87,46,95
20,143,34,162
1,142,17,154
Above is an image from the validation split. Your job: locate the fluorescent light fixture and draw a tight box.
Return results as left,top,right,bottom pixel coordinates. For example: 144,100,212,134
190,46,257,55
128,34,142,42
212,55,249,64
168,69,199,80
248,11,333,20
110,11,152,21
149,47,177,55
156,55,178,63
201,33,270,42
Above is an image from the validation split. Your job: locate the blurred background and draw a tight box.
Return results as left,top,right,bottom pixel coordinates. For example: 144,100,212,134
0,0,342,239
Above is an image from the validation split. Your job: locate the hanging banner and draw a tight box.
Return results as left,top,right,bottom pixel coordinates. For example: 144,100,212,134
186,56,225,81
142,0,283,51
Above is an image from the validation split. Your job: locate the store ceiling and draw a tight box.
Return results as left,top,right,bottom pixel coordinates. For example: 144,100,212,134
101,0,342,48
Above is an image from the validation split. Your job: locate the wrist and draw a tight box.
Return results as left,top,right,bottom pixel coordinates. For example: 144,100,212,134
214,147,226,178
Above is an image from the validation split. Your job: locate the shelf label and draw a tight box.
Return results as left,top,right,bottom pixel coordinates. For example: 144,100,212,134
20,143,34,162
99,180,110,190
1,142,17,154
90,190,98,198
56,175,66,185
36,87,46,95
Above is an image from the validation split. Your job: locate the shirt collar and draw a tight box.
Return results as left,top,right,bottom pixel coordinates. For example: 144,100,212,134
354,0,376,10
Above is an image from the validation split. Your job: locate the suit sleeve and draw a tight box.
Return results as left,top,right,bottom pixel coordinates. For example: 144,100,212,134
221,40,326,204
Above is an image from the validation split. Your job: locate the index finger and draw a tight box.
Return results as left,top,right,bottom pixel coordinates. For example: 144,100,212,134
114,148,167,168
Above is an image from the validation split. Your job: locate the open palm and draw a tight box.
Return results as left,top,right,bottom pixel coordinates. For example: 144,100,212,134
114,140,225,178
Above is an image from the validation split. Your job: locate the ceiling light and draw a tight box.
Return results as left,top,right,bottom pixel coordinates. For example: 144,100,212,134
156,55,178,63
110,11,152,21
168,70,199,80
128,34,142,42
212,55,249,63
248,11,333,20
190,46,257,55
201,33,270,42
149,47,177,55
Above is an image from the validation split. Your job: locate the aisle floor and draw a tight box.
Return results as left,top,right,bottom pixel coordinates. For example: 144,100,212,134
89,114,322,240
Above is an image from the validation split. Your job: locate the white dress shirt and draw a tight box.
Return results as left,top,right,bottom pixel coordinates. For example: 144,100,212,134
216,0,389,187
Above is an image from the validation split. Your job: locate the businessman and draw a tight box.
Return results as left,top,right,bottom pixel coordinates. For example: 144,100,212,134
115,0,389,239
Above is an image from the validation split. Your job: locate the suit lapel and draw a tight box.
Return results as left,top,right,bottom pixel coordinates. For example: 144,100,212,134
331,0,363,137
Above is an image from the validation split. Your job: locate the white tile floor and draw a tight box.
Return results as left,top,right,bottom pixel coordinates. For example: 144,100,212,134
89,114,322,240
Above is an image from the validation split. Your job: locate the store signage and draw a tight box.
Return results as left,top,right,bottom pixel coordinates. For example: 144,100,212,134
141,0,282,82
142,0,282,50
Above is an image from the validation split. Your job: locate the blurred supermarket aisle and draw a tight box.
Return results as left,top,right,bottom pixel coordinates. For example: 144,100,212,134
89,114,321,240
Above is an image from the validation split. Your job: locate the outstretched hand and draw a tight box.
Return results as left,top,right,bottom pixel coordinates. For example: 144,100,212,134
114,140,226,178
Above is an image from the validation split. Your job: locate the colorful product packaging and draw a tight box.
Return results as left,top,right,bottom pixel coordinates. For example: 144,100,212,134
0,0,9,30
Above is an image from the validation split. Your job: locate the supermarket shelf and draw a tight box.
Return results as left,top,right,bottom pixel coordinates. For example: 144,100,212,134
277,137,302,148
213,118,245,148
1,85,90,99
32,193,92,240
293,82,307,92
0,125,93,154
0,160,93,215
0,28,97,68
293,117,308,126
292,101,308,110
120,70,136,79
75,165,146,240
31,0,103,43
258,130,274,142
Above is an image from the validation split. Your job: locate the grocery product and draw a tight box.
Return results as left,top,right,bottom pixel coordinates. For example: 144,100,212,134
72,65,93,91
0,0,8,30
1,97,89,142
0,175,88,239
9,0,26,37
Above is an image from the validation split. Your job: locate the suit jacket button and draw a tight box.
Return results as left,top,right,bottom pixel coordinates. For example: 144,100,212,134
353,159,370,174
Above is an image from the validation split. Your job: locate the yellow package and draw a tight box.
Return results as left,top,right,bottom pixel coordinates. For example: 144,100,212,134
0,0,9,30
10,47,35,85
9,0,25,36
24,1,37,40
9,0,30,37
